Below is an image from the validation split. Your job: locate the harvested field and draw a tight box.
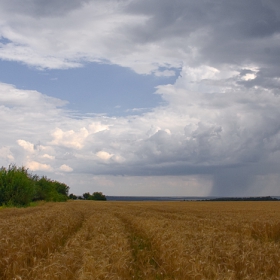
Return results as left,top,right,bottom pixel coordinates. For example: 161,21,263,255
1,201,280,279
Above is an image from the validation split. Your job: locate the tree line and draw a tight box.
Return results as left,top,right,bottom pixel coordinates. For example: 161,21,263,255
0,164,107,207
69,192,107,201
0,165,69,207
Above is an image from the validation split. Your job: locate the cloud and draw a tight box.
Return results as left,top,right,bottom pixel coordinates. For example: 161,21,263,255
88,122,109,133
59,164,73,172
0,0,90,17
0,0,279,78
17,140,35,153
96,151,113,161
1,61,280,195
50,127,89,149
55,173,212,196
0,43,83,69
0,147,14,162
26,161,53,172
0,0,280,195
0,83,67,108
42,154,55,160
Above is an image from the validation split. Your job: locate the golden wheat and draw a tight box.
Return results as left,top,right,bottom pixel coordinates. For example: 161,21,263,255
1,201,280,279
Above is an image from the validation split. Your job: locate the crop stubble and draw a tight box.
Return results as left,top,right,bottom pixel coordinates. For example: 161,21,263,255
1,201,280,279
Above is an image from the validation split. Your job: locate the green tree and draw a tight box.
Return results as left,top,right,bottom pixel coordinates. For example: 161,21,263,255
82,192,106,200
53,181,69,196
0,164,69,206
0,165,34,206
92,192,107,201
33,177,69,202
69,193,77,200
83,192,91,200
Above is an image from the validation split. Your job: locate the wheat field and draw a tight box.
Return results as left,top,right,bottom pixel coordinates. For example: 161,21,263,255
1,201,280,279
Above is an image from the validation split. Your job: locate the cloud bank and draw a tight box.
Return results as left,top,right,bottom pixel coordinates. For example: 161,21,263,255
0,0,280,195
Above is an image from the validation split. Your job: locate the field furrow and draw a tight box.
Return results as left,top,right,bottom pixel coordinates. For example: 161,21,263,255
116,213,168,280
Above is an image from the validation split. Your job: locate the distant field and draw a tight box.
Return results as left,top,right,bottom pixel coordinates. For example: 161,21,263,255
1,201,280,279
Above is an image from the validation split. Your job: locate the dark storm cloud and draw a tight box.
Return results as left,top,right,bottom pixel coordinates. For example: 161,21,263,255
125,0,278,38
124,0,214,43
125,0,280,66
127,0,280,40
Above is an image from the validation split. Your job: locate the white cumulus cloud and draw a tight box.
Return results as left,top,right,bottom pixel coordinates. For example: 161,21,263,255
50,127,89,149
17,140,35,153
26,161,53,172
96,151,113,161
59,164,73,172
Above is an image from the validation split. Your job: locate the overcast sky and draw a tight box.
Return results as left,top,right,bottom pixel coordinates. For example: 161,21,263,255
1,0,280,196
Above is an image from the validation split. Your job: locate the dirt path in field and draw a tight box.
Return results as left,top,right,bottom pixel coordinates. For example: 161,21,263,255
115,211,169,280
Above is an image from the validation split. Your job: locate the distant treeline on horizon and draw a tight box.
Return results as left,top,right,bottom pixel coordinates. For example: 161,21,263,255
205,196,279,201
106,196,279,202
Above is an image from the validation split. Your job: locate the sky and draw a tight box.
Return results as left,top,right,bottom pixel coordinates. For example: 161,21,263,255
0,0,280,196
